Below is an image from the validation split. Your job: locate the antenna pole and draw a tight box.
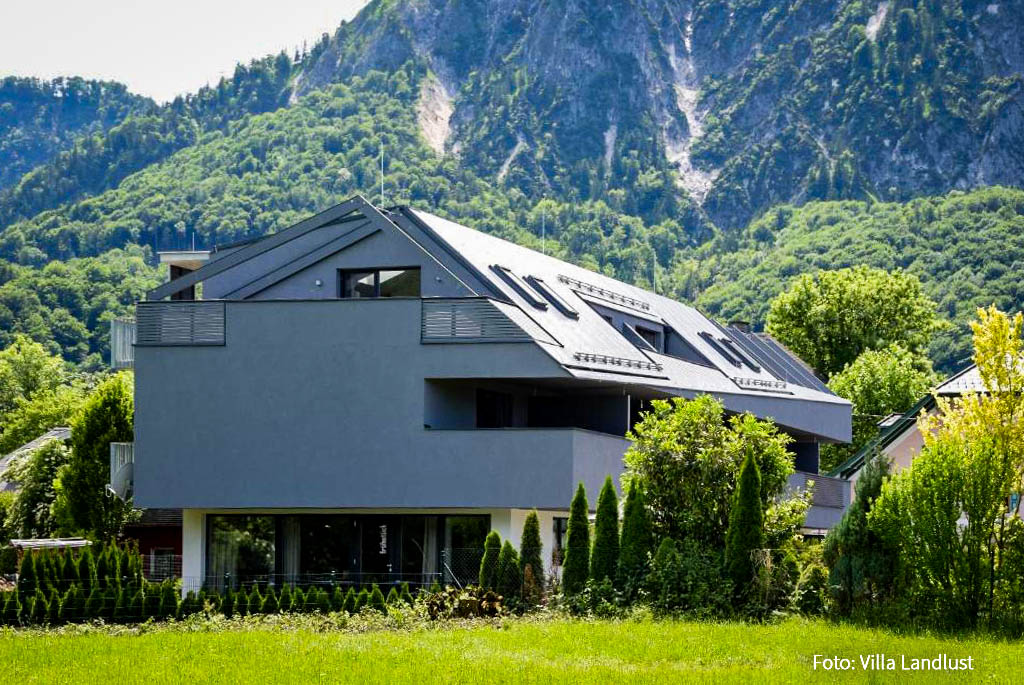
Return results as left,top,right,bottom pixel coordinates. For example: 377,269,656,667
541,207,546,255
380,141,384,207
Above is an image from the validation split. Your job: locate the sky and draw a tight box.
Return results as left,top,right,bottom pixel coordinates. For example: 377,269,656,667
0,1,370,103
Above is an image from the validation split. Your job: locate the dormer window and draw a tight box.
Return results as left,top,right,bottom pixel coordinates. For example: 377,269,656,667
339,267,421,298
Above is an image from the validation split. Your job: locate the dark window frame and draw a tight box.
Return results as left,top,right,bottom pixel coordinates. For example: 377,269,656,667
337,266,421,298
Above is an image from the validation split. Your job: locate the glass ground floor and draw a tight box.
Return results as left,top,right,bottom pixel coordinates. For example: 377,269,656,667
204,513,493,589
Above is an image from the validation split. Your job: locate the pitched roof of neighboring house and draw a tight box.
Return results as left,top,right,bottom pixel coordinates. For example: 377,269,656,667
147,196,851,442
830,363,983,479
0,427,71,493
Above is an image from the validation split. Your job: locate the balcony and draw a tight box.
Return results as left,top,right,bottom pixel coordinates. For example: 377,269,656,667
110,318,136,369
109,442,134,500
787,470,851,532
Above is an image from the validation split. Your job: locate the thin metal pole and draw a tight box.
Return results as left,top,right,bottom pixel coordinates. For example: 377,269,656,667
541,208,546,255
380,142,384,206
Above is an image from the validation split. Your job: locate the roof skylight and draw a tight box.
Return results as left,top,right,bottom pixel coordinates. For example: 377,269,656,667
490,265,547,310
525,275,579,318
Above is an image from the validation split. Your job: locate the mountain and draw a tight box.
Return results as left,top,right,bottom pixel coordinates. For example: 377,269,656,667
0,76,150,190
0,0,1022,370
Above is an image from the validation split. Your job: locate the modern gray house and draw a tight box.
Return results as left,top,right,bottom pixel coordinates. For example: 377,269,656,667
119,195,851,589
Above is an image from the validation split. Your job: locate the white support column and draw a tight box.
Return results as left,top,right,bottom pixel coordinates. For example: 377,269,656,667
181,509,205,596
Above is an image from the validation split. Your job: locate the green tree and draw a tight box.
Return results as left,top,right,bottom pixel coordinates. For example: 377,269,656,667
869,307,1024,629
354,588,368,612
158,581,178,619
562,482,590,596
821,344,935,472
478,531,501,590
261,587,279,614
765,266,941,378
617,480,654,594
0,385,86,455
343,587,357,613
590,476,619,583
16,552,37,600
385,587,400,606
496,540,521,599
824,452,896,616
52,372,134,539
725,449,764,602
519,510,543,590
624,396,793,546
368,585,386,613
0,334,65,418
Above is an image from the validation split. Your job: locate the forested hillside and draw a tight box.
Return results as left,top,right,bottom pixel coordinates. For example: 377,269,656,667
0,77,149,190
0,0,1021,372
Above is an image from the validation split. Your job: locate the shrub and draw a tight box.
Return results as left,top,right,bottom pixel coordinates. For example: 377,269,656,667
795,560,829,616
178,590,198,618
725,449,764,603
84,586,102,620
31,588,48,624
0,546,17,576
262,587,280,614
17,552,37,600
143,585,161,619
368,585,386,613
519,510,544,592
158,581,178,620
2,592,21,625
562,482,590,596
129,588,143,622
291,587,305,613
279,585,294,612
618,480,654,595
46,587,61,624
316,588,332,614
646,538,731,617
247,586,263,615
496,541,521,600
331,585,345,612
479,531,501,590
399,582,414,606
343,587,357,613
591,476,619,583
426,586,504,619
113,587,130,623
77,547,95,594
221,588,236,618
386,587,400,606
355,588,369,612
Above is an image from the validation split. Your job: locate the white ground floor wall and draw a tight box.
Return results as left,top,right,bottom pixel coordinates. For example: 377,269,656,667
181,507,567,593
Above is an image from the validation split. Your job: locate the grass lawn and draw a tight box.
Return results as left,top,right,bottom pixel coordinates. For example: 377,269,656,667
2,617,1018,683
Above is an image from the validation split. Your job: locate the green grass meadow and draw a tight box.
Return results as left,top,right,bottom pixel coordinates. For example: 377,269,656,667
2,618,1018,683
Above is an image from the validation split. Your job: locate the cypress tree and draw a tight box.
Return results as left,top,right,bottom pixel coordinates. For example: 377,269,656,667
221,588,235,618
519,510,543,587
113,587,130,623
234,588,249,617
77,546,95,594
725,448,765,601
343,587,357,613
31,589,48,624
496,541,521,599
129,588,143,623
399,582,414,606
59,586,77,623
143,585,161,619
590,476,619,583
17,553,37,601
47,587,61,625
316,588,332,614
386,587,400,606
292,587,306,613
262,587,280,614
331,585,345,612
2,593,20,626
158,581,178,620
63,550,80,588
355,588,369,612
179,590,198,619
478,531,501,589
562,482,591,595
84,586,102,620
617,480,654,593
304,587,319,613
368,585,386,613
102,586,118,621
247,586,263,615
95,548,109,590
279,585,294,612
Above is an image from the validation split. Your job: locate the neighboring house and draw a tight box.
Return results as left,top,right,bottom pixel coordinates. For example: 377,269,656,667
0,428,72,493
117,195,851,590
832,364,983,488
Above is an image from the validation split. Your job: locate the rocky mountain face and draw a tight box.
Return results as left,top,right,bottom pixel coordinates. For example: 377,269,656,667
297,0,1023,229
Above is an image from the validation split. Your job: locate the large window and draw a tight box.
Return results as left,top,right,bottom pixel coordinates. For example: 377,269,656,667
339,267,420,298
207,515,276,586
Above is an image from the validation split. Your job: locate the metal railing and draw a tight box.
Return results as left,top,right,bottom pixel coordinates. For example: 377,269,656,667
788,471,850,509
110,318,136,369
108,442,134,500
136,301,225,346
421,298,532,343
